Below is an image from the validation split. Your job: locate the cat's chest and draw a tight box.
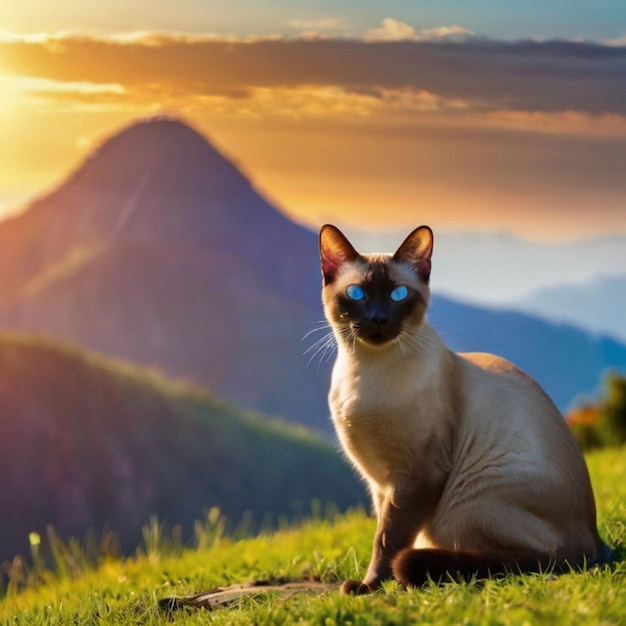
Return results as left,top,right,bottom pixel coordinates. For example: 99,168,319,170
335,407,415,486
330,352,415,412
329,362,424,486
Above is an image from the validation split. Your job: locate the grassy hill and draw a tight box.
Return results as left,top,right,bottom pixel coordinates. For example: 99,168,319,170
0,333,365,564
0,446,624,624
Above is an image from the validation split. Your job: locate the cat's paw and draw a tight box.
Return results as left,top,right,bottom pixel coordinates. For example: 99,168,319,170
340,579,375,595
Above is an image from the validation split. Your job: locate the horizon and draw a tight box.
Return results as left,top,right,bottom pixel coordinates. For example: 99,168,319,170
2,2,626,240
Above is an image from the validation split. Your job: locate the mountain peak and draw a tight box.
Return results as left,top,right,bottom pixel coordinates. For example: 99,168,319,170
0,115,320,309
19,116,310,258
88,116,223,162
74,115,241,202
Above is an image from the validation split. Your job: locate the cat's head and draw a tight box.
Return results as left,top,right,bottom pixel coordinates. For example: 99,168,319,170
319,224,433,349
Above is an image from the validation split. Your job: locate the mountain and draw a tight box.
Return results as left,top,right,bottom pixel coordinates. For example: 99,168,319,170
0,116,624,427
344,228,626,306
429,295,626,411
0,117,318,306
0,117,330,430
509,275,626,343
0,334,365,563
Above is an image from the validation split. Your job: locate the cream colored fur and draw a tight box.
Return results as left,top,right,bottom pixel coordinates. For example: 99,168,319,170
320,224,603,593
329,322,600,557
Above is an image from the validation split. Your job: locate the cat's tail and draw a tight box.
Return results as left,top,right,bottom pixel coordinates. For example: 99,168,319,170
392,547,607,588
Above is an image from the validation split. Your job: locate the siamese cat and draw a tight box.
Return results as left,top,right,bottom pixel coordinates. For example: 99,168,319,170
319,224,610,594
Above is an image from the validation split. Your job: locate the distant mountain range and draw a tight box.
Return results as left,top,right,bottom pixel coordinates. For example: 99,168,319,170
347,228,626,305
428,295,626,410
511,275,626,343
0,116,624,430
0,334,365,563
346,228,626,342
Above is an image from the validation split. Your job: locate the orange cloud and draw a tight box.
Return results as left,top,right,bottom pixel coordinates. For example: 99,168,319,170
2,31,626,237
3,33,625,114
4,32,626,137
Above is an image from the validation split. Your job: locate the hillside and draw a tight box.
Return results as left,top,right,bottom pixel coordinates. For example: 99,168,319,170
1,447,624,624
0,117,623,430
0,117,330,430
0,333,365,564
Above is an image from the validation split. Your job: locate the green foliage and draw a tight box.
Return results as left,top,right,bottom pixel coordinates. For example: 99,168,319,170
1,446,624,625
599,373,626,446
568,420,603,451
570,372,626,450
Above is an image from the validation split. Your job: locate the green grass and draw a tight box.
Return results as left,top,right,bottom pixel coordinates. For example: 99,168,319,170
1,447,625,625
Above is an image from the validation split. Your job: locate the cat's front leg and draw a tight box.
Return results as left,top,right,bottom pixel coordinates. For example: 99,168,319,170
342,482,439,595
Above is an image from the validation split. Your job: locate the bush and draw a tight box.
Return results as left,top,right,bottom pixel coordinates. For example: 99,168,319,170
568,373,626,450
599,373,626,445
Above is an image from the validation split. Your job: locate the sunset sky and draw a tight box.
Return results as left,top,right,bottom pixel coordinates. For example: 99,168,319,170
2,1,626,240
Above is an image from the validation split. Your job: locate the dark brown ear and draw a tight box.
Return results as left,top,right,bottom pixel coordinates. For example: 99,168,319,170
319,224,360,284
393,226,434,283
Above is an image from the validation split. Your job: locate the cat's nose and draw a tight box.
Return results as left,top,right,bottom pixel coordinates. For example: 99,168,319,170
368,311,389,326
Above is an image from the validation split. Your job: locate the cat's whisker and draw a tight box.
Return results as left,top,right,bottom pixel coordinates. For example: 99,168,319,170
303,331,333,353
398,326,437,358
305,345,334,369
302,321,332,343
344,327,359,353
303,324,337,368
303,335,331,358
394,333,408,356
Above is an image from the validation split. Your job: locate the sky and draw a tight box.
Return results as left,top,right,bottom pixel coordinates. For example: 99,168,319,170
2,1,626,240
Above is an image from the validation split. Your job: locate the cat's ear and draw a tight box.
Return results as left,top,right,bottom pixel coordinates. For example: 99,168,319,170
393,226,434,283
319,224,360,284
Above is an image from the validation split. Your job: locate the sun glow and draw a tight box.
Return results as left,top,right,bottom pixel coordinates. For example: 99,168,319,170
0,26,625,238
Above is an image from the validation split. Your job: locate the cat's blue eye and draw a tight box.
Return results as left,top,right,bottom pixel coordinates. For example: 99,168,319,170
390,285,409,302
346,284,365,301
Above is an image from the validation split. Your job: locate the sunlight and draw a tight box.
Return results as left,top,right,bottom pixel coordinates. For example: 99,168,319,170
2,75,127,109
0,75,22,114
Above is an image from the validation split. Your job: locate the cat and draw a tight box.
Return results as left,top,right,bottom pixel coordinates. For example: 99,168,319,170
318,223,611,594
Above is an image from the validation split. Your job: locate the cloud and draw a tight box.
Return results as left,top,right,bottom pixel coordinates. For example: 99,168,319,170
365,18,419,42
2,32,626,239
281,18,344,41
0,75,128,115
283,19,342,31
603,33,626,47
2,32,626,122
419,25,474,40
18,76,126,97
364,19,473,42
